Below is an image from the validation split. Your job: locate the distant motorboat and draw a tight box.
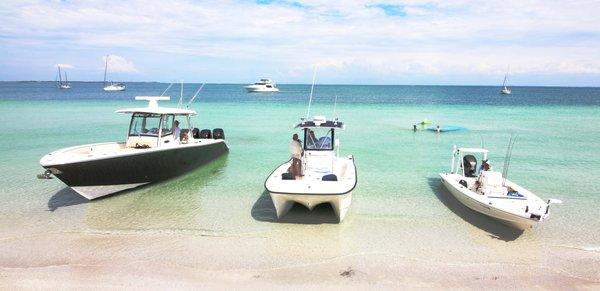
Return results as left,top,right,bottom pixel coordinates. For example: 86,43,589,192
500,67,511,95
103,55,126,92
56,66,71,89
439,146,561,230
245,78,279,92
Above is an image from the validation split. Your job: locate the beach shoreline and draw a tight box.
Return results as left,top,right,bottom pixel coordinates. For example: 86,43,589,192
2,222,599,289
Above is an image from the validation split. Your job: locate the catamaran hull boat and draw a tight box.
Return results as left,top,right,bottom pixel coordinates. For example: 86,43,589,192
40,96,228,199
439,146,560,230
265,116,357,222
266,156,356,221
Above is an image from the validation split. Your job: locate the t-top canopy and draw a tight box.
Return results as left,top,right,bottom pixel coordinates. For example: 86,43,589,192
115,96,197,115
457,147,489,154
295,116,344,129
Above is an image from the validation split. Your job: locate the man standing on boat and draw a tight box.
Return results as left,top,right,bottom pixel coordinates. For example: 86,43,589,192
173,120,181,141
290,133,303,177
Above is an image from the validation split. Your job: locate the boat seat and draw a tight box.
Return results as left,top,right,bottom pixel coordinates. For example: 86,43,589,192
480,171,507,196
281,172,295,180
480,171,502,187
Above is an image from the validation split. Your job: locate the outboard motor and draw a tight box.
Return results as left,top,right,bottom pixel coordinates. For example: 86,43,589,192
192,128,200,139
200,129,212,138
213,128,225,139
463,155,477,177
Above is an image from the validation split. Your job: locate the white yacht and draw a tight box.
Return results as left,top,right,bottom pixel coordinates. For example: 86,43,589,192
103,55,126,92
439,146,561,230
245,78,279,92
56,66,72,89
265,116,357,222
39,96,228,199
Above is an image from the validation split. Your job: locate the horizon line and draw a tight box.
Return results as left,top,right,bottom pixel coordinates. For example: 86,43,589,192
2,80,599,89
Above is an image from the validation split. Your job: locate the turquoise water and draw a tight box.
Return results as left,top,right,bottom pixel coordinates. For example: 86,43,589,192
1,82,599,261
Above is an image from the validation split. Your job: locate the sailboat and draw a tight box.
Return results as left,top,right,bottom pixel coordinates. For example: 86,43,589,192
103,55,126,92
500,67,511,95
56,66,72,89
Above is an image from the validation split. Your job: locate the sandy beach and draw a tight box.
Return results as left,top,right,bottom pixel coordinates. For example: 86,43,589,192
2,189,599,289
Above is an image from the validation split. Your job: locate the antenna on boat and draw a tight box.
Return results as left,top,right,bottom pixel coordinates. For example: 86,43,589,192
306,65,317,119
178,80,184,108
332,95,338,119
186,83,205,108
160,82,174,97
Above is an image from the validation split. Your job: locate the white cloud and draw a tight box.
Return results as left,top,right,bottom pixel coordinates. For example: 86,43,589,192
0,0,599,82
102,55,138,73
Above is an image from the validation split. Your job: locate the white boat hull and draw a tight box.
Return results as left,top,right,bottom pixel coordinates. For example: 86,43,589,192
439,173,549,230
269,192,352,222
104,85,126,91
245,86,279,92
72,182,149,199
265,156,357,222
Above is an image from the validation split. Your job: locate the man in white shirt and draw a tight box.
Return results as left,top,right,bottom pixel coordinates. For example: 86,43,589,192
173,120,181,141
289,133,303,177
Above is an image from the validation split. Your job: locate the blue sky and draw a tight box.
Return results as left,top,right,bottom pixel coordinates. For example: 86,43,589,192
0,0,599,86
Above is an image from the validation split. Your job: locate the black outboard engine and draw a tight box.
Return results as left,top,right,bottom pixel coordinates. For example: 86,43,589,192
213,128,225,139
192,128,200,139
463,155,477,177
200,129,212,138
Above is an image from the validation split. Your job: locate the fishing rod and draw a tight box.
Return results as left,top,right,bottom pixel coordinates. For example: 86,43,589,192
159,82,174,97
186,83,206,108
306,66,317,119
502,135,518,186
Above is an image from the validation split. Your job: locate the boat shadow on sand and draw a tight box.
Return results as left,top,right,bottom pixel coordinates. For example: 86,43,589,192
426,177,524,241
47,187,89,211
251,190,340,224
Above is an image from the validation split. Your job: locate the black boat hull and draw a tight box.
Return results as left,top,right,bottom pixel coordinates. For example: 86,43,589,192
43,141,228,199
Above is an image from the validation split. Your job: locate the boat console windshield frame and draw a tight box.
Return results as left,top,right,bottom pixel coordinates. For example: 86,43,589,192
116,96,196,148
295,116,344,152
450,146,490,177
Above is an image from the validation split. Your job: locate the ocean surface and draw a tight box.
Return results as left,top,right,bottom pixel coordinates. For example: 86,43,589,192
1,82,599,275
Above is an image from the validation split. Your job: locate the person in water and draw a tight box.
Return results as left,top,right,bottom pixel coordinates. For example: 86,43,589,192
436,125,441,133
289,133,303,177
413,124,417,132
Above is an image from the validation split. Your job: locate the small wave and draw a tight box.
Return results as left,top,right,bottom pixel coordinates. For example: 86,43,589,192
553,244,600,253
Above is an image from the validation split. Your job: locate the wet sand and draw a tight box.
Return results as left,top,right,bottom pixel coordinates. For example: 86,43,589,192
1,199,599,289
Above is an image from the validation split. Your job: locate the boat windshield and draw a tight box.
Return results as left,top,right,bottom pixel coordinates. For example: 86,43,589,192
129,113,161,136
161,114,174,137
304,128,334,151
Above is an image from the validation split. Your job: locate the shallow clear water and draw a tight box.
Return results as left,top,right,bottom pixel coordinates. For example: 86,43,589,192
0,82,599,259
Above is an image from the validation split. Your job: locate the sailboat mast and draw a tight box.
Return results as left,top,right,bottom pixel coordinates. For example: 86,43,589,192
58,66,63,84
65,71,68,83
103,55,109,86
